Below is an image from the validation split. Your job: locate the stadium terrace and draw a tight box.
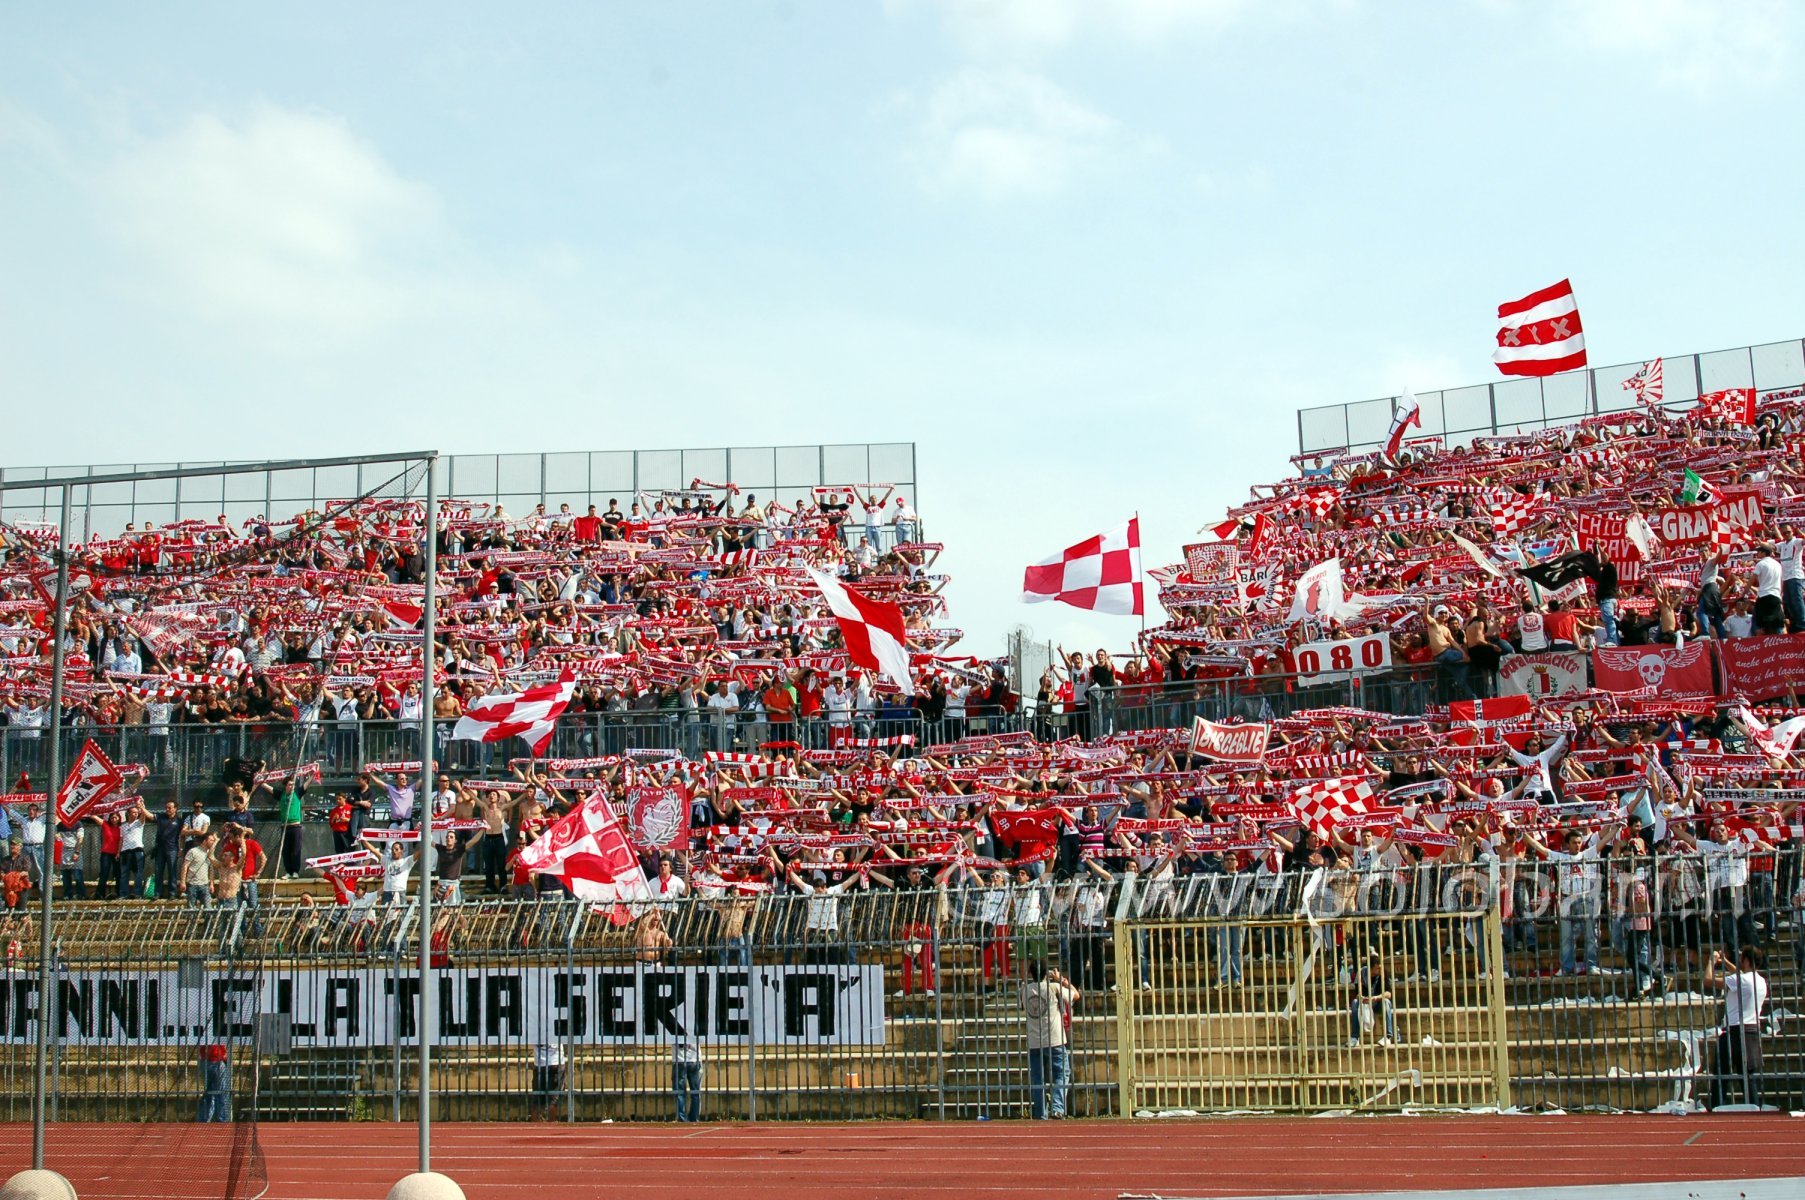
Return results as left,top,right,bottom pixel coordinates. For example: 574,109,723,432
2,371,1805,1134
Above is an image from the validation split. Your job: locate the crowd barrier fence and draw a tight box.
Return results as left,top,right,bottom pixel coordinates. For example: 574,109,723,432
2,856,1799,1122
0,669,1450,808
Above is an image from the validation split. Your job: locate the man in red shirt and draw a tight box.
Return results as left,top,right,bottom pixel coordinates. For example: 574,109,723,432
241,834,268,910
1542,600,1597,649
571,505,603,544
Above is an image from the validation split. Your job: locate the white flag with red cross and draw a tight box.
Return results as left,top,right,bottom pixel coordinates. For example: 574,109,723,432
452,670,576,755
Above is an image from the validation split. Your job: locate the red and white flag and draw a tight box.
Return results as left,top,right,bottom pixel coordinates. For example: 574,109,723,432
1383,389,1421,459
1494,278,1587,377
56,739,126,826
1290,775,1377,839
805,566,913,694
452,670,575,755
1448,694,1534,728
1487,489,1544,537
1287,557,1348,625
1623,357,1663,407
1736,706,1805,762
1710,506,1742,557
1695,387,1756,426
1021,517,1144,616
516,789,652,908
379,598,424,630
626,784,692,853
1246,511,1273,558
1209,512,1272,557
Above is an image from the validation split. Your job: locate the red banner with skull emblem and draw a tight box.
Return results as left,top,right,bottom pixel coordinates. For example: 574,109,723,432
1590,643,1720,697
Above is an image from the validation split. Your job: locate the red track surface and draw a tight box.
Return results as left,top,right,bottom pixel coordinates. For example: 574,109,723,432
6,1117,1804,1199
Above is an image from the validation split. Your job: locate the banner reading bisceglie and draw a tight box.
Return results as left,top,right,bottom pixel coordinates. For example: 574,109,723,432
1189,718,1270,764
0,964,884,1048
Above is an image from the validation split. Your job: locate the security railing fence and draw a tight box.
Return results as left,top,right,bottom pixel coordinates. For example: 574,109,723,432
1294,335,1805,456
0,442,919,538
2,855,1799,1121
0,670,1445,806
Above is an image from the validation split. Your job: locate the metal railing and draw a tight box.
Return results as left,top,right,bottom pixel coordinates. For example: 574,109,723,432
3,854,1800,1121
0,670,1447,805
1295,335,1805,456
0,442,919,538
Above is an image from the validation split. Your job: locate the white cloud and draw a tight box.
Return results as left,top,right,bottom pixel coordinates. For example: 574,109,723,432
887,0,1252,57
97,105,470,342
902,68,1123,199
1192,163,1272,201
1562,0,1792,92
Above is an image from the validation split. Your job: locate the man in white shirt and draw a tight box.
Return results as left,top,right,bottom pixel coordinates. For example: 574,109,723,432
1751,544,1784,634
1777,525,1805,633
1706,946,1768,1109
19,802,47,883
1693,819,1771,956
823,677,853,726
784,862,857,963
1019,960,1080,1119
649,856,688,915
1724,598,1755,639
379,842,417,903
892,498,918,546
1524,822,1618,975
1508,732,1569,802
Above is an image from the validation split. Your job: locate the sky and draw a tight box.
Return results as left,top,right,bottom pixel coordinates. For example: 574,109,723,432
3,0,1803,660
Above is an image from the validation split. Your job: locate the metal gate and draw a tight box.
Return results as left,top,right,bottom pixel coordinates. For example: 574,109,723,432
1115,907,1511,1114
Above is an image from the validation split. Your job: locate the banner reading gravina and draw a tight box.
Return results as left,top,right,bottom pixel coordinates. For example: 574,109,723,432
0,964,885,1048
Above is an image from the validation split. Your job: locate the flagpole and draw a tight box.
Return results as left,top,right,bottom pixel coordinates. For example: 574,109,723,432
417,458,438,1177
31,483,71,1175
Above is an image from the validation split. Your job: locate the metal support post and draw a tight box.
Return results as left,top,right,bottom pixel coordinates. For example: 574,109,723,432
417,459,438,1173
31,483,71,1172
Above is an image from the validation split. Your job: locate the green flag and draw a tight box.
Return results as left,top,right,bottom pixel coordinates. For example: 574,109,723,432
1680,468,1719,507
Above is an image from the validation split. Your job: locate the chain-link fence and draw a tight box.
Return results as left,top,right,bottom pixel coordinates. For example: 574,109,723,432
3,854,1801,1122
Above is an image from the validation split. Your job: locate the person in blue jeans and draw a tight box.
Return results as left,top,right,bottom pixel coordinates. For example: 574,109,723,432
672,1040,702,1122
1348,952,1398,1047
197,1044,231,1122
1020,960,1080,1119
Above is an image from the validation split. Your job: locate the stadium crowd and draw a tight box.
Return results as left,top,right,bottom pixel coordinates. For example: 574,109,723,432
0,396,1800,1107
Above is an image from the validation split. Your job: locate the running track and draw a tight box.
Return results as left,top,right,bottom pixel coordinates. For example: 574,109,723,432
6,1117,1804,1199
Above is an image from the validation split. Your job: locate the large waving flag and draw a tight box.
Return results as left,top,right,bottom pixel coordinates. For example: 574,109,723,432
1022,517,1144,616
1494,278,1587,377
452,670,575,755
517,789,651,907
1290,776,1377,839
1383,389,1421,459
805,566,913,694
